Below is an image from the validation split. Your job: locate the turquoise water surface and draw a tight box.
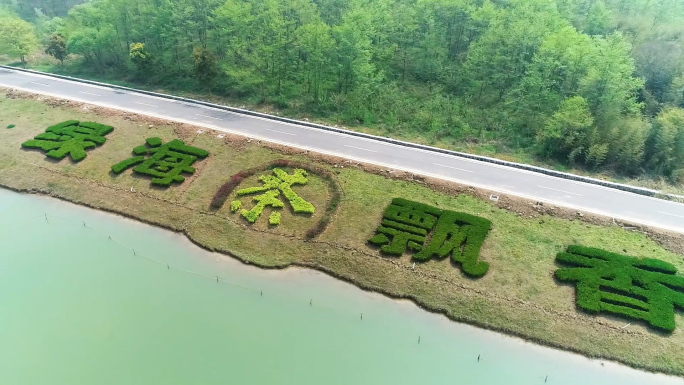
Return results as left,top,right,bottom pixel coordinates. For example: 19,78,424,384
0,188,681,385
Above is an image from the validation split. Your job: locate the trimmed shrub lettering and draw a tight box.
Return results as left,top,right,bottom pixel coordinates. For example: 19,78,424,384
368,198,492,278
111,137,209,187
555,245,684,332
211,159,343,238
21,120,113,162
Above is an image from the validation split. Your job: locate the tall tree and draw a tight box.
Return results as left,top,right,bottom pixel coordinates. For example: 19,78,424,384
645,107,684,179
129,42,154,76
45,33,67,64
463,0,566,104
0,14,39,63
193,47,219,86
297,21,333,101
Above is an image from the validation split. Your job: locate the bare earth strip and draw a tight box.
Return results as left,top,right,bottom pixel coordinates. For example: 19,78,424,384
1,90,683,376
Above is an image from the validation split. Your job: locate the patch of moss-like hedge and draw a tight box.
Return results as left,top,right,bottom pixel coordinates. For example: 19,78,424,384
234,168,314,224
210,159,343,238
278,172,316,214
368,198,492,277
269,212,281,225
240,189,285,223
21,120,113,162
555,245,684,333
230,200,242,212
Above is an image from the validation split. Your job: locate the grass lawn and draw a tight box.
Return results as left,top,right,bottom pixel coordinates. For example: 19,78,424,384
1,91,683,375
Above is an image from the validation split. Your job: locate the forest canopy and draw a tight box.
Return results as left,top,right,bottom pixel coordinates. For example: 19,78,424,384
2,0,684,181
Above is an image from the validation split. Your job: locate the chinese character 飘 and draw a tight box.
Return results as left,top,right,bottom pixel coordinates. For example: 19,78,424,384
368,198,492,277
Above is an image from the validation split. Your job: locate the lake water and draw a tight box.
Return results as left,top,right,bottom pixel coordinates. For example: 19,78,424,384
0,188,681,385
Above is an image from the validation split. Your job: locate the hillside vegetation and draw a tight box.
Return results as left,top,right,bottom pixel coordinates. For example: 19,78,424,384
2,0,684,184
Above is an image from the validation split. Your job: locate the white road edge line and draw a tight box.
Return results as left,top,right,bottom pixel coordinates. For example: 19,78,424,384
5,83,684,234
195,113,222,121
263,128,295,136
80,91,102,96
536,185,583,196
657,211,684,219
433,163,473,173
134,101,158,107
344,145,377,153
29,81,50,87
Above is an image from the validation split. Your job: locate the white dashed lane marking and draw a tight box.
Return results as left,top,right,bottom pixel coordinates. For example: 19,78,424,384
433,163,473,173
196,113,222,121
134,101,158,107
536,185,583,196
657,211,684,219
264,128,295,136
344,145,377,153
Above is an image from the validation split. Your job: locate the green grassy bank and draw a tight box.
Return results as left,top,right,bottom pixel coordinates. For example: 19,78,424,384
1,91,683,375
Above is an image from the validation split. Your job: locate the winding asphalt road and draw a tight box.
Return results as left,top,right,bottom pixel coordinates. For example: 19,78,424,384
2,68,684,234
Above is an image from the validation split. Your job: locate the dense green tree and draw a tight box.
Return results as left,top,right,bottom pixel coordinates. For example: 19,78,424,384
645,107,684,179
578,33,643,131
297,21,333,101
606,117,648,174
333,6,382,121
0,13,39,63
129,42,154,75
63,3,120,69
537,96,594,163
463,0,565,104
193,47,219,86
45,33,67,64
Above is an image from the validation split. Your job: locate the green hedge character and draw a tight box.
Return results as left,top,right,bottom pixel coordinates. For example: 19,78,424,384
368,198,440,255
22,120,113,162
368,198,492,277
555,245,684,333
235,168,314,224
111,137,209,187
413,210,491,277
